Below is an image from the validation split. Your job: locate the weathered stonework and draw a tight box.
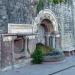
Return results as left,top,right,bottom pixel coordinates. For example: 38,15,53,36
0,0,8,33
0,0,75,52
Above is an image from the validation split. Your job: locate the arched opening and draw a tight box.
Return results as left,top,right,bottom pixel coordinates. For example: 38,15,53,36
34,9,61,51
39,19,54,48
40,19,54,33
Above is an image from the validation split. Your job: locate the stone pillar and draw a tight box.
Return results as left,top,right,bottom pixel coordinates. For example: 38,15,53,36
0,35,1,69
45,34,49,46
49,35,56,49
45,35,47,45
11,36,16,69
49,36,53,48
1,35,12,69
1,35,16,69
24,37,30,58
53,36,56,49
47,35,50,46
1,34,4,68
55,34,61,50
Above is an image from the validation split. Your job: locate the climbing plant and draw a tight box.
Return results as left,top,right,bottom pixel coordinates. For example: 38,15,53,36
36,0,45,13
36,0,64,13
48,0,64,4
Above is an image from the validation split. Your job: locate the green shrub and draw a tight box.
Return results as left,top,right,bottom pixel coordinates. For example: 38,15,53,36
31,44,43,64
36,43,54,54
31,43,55,64
48,0,64,4
53,0,64,4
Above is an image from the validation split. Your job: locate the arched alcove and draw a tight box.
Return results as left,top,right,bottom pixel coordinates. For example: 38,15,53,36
41,19,54,33
34,9,61,49
34,9,58,32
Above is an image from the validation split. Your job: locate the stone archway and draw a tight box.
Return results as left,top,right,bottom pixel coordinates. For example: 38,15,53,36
41,19,54,33
40,18,54,47
34,9,60,49
34,9,58,32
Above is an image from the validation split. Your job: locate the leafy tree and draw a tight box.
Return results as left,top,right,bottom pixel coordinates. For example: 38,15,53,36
36,0,45,13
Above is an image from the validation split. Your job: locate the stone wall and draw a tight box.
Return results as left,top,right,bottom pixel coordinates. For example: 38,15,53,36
0,0,75,51
48,0,75,51
0,0,8,33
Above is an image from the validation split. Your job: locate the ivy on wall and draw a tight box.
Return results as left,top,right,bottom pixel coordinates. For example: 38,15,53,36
36,0,64,13
48,0,64,4
36,0,45,13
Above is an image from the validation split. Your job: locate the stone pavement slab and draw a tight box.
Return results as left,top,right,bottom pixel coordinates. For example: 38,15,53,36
1,56,75,75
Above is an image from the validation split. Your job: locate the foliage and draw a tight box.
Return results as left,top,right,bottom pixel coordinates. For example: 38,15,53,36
48,0,64,4
36,0,64,13
36,0,45,13
31,43,54,64
31,44,43,64
36,43,54,54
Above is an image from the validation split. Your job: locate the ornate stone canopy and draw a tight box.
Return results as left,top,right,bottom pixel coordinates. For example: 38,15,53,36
34,9,59,33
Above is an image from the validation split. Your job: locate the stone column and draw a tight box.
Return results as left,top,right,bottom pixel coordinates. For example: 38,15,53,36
49,36,53,48
55,34,61,50
1,34,4,68
0,35,16,69
24,36,29,58
53,36,56,49
45,34,49,46
11,36,16,69
47,35,50,46
45,35,47,45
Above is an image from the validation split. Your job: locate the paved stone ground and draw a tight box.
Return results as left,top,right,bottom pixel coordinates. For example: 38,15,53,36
53,66,75,75
1,56,75,75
